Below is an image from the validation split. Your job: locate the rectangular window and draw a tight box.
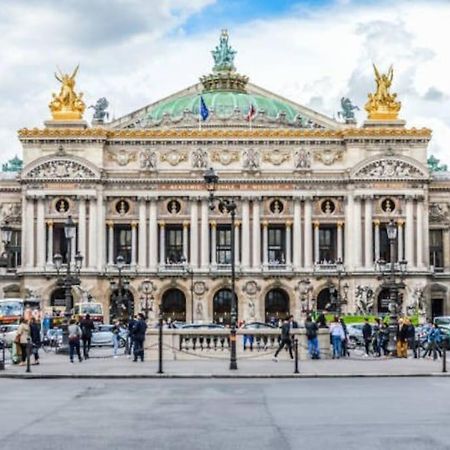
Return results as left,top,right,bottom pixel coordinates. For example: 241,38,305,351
268,226,286,264
430,229,444,271
114,225,132,264
216,225,231,264
166,226,183,264
52,224,70,263
318,227,337,263
8,230,21,268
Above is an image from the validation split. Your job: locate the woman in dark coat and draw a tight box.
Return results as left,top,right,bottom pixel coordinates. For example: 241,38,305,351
30,317,41,365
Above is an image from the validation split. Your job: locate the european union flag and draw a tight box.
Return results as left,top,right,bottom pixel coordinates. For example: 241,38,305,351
200,96,209,121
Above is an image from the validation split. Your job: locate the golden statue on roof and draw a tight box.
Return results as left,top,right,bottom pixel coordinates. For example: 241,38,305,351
365,64,401,120
49,65,86,120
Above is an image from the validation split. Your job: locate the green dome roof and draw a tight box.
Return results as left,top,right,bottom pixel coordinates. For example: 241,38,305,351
146,91,300,123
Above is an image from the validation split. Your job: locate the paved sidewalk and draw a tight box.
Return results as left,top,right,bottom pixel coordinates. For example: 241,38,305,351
1,348,447,378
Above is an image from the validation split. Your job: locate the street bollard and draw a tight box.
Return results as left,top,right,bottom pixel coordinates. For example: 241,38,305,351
157,315,163,374
0,339,5,370
443,341,447,373
294,339,299,374
26,337,31,373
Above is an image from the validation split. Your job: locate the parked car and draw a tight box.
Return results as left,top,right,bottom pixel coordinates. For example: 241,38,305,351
91,324,128,347
181,323,225,330
0,324,19,346
241,322,276,330
346,323,365,347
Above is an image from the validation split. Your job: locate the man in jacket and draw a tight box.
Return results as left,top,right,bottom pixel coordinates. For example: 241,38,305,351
79,314,95,359
273,317,294,361
29,317,41,365
362,318,372,357
305,316,320,359
132,313,148,362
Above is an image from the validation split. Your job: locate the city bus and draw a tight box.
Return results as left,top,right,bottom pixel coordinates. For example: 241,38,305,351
73,302,104,323
0,298,41,325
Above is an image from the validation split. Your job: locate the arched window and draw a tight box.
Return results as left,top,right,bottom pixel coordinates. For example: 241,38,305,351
213,289,238,326
265,288,289,323
161,289,186,322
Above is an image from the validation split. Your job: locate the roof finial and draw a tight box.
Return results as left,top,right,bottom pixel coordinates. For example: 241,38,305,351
211,29,237,73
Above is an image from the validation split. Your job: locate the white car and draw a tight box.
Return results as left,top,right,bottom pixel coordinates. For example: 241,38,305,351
0,324,19,346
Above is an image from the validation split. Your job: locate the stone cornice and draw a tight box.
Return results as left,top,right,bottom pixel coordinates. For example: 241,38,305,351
17,126,432,141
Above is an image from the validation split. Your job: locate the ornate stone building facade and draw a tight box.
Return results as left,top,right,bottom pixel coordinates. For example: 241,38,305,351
1,31,449,323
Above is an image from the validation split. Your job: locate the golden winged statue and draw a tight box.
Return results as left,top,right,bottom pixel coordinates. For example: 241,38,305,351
49,65,86,120
365,64,401,120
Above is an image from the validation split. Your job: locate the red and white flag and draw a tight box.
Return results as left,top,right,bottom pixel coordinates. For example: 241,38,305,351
246,104,256,121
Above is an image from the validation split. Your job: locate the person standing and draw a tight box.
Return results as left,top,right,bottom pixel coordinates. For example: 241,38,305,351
362,318,372,357
397,318,409,358
405,318,417,358
79,314,95,359
16,317,31,366
68,319,83,363
273,317,294,361
29,317,41,365
112,320,121,358
132,313,147,362
380,322,389,356
340,318,349,357
305,316,320,359
372,318,381,357
127,315,138,357
329,316,345,359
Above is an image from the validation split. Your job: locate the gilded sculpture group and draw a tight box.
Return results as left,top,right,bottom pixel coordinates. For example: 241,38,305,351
48,61,401,123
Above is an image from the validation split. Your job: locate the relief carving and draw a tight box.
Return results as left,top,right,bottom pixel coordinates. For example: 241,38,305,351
294,149,311,169
355,159,424,178
139,149,158,170
106,149,137,166
191,148,208,169
242,148,260,170
211,149,239,166
25,159,97,180
314,148,343,165
160,149,188,166
262,149,290,166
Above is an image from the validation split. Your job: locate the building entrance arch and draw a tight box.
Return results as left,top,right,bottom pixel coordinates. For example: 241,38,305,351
213,289,238,326
161,289,186,322
265,288,290,323
110,289,134,323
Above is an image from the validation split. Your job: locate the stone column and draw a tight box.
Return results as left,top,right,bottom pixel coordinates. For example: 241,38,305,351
183,221,189,261
25,198,35,268
88,197,97,269
353,196,362,268
423,196,430,267
190,200,199,268
285,221,292,267
262,220,268,267
210,221,217,267
149,199,158,270
78,197,86,266
201,199,209,269
159,221,165,266
21,195,27,268
337,221,343,262
107,221,114,265
131,221,137,267
138,198,147,269
416,200,424,268
344,194,354,267
234,220,240,266
405,197,414,267
397,220,404,262
46,220,54,266
443,229,450,272
252,199,261,269
293,198,302,269
36,197,46,269
374,220,380,262
304,198,312,268
313,221,320,264
364,197,373,268
241,199,250,269
96,192,105,271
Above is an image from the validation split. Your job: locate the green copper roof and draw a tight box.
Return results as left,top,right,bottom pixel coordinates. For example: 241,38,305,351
147,91,300,123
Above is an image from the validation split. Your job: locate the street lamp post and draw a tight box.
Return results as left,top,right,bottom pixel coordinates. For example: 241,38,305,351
377,220,407,355
181,256,195,323
204,167,238,370
0,221,13,269
110,255,131,323
336,258,345,316
140,279,154,320
299,278,312,316
53,216,83,346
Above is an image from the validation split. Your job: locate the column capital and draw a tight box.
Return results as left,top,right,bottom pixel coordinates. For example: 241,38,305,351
183,220,189,228
397,219,405,226
285,220,292,227
46,219,54,226
373,219,380,226
313,220,320,228
262,220,268,227
131,221,138,228
337,221,344,228
158,221,166,228
106,220,114,228
234,220,241,227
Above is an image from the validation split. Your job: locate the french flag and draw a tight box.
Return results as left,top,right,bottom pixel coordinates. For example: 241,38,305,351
246,104,256,121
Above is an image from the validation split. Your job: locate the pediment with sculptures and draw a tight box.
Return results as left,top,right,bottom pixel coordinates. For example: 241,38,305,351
353,158,427,179
22,158,100,181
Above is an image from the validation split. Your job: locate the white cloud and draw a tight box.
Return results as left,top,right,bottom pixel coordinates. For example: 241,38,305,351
0,0,449,165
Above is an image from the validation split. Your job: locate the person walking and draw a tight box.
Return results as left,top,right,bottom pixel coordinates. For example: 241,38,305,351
68,319,83,363
79,314,95,359
15,317,31,366
362,318,372,357
273,317,294,361
305,316,320,359
112,320,121,358
329,316,345,359
424,323,442,360
29,317,41,365
132,313,147,362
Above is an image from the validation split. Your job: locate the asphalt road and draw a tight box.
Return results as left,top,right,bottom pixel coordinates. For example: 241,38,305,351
1,378,449,450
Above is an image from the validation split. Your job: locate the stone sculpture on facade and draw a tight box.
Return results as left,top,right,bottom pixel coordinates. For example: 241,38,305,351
26,160,97,180
407,286,426,324
242,148,260,170
191,148,208,169
139,149,158,170
212,29,236,73
294,149,311,169
49,65,86,120
89,97,109,123
356,159,423,179
338,97,359,123
355,285,374,315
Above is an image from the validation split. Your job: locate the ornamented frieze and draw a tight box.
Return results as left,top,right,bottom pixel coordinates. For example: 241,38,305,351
139,149,158,170
106,148,137,166
294,149,311,169
354,158,425,179
242,148,260,170
211,149,239,165
24,159,98,180
262,149,290,165
160,149,188,166
191,148,208,169
314,148,343,165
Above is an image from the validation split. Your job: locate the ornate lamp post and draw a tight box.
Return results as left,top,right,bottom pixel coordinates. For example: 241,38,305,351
53,216,83,345
299,278,312,316
376,220,407,354
110,255,131,323
180,255,194,323
140,279,154,320
335,258,345,316
204,167,238,370
0,221,13,268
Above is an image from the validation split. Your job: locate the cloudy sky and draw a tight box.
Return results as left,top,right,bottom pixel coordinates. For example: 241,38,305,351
0,0,449,166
